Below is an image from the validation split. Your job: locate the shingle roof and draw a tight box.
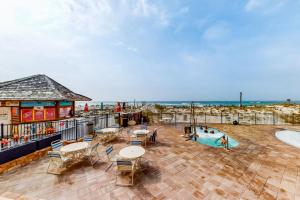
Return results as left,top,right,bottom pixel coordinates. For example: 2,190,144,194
0,74,92,101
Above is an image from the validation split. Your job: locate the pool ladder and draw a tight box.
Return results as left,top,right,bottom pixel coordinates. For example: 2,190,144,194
215,134,230,150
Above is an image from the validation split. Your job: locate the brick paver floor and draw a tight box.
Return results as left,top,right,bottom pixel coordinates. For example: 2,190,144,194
0,124,300,200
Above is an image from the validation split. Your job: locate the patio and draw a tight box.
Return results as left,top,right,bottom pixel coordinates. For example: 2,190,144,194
0,124,300,200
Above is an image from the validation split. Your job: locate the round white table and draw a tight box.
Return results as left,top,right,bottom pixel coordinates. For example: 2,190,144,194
96,128,119,143
119,146,145,160
97,128,118,134
133,129,150,135
60,142,88,159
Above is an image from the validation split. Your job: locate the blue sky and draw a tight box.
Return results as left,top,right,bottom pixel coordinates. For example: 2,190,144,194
0,0,300,101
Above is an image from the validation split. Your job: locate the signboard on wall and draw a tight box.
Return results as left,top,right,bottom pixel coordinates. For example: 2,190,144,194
21,101,56,107
59,107,72,118
5,101,19,107
59,101,73,106
45,108,56,120
34,109,45,121
21,109,33,122
12,107,20,117
34,106,44,110
0,107,10,121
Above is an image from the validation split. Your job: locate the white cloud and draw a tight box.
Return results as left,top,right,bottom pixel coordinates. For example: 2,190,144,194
202,22,230,41
132,0,169,26
245,0,288,13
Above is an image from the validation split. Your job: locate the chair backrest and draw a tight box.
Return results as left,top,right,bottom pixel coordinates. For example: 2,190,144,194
105,146,113,156
48,151,61,159
153,129,157,137
140,124,147,130
116,160,133,171
51,140,62,150
84,136,93,142
150,129,158,142
90,143,99,153
130,140,142,146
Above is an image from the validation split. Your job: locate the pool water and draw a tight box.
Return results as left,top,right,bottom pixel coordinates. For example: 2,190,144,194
195,127,239,148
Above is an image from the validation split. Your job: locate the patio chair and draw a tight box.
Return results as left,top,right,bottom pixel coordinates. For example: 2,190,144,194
129,140,142,146
51,140,63,151
149,129,158,144
116,127,125,140
85,143,100,166
83,135,94,146
47,151,71,175
136,133,147,147
110,124,121,128
140,124,147,130
105,146,120,171
126,129,135,143
115,159,137,186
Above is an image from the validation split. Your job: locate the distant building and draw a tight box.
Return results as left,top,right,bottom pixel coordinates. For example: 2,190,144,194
0,74,91,125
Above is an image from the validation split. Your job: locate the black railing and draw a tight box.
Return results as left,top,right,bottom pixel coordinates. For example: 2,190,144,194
0,114,116,151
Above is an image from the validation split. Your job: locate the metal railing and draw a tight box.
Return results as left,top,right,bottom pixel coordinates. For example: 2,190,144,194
0,113,116,151
145,111,300,125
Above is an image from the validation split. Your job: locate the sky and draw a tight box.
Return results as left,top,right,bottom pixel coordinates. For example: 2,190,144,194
0,0,300,101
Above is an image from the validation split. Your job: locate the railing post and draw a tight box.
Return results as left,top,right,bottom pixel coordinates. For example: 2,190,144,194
174,112,177,127
221,112,223,124
238,113,240,123
118,113,121,126
106,113,109,128
255,113,257,125
204,113,206,124
293,114,295,125
74,119,78,141
273,112,275,125
1,123,3,148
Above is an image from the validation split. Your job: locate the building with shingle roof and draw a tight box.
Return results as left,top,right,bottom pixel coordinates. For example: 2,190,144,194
0,74,91,101
0,74,91,124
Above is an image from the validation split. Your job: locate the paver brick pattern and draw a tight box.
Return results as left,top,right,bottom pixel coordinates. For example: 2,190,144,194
0,124,300,200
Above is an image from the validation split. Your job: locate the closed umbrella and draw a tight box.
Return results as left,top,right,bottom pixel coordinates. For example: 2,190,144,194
101,102,104,111
84,103,89,112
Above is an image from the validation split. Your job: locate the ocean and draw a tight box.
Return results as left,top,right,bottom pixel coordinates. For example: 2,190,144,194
76,100,299,107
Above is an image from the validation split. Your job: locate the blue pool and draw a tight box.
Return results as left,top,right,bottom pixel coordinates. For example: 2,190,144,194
195,127,239,148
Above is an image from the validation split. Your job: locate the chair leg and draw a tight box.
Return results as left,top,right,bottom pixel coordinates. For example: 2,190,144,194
47,161,62,175
105,162,113,172
131,172,134,186
115,172,134,187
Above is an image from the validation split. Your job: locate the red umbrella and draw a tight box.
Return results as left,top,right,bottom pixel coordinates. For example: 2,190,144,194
84,103,89,112
115,102,121,112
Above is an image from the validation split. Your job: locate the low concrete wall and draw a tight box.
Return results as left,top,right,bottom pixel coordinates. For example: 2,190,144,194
0,147,50,174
